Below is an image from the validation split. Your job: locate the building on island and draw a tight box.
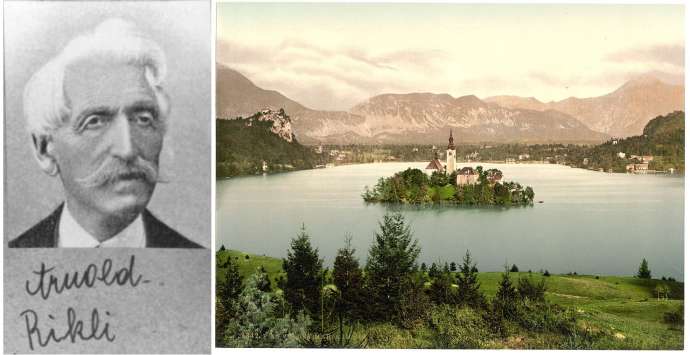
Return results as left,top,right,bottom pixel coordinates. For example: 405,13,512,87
446,130,456,173
457,166,479,186
425,151,444,175
486,169,503,185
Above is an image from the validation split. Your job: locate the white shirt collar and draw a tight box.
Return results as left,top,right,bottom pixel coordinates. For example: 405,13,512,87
58,205,146,248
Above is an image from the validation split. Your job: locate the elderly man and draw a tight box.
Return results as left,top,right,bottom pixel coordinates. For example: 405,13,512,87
9,19,201,248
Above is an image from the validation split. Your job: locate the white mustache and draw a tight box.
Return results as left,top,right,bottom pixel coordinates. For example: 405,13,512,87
75,156,161,187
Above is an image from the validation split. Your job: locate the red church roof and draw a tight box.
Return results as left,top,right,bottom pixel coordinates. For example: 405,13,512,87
426,159,444,171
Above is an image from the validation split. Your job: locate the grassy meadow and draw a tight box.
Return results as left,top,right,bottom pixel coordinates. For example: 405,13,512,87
217,249,684,349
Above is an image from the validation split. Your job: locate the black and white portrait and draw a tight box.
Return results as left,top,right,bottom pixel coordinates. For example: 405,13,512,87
5,3,210,248
4,1,211,353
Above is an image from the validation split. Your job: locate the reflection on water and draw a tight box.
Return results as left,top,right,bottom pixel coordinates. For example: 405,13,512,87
217,163,684,278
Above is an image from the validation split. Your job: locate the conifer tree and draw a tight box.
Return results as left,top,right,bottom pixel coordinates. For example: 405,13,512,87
429,270,455,305
365,213,421,321
218,256,243,310
333,235,365,321
456,250,484,307
493,264,520,320
637,258,652,279
332,235,365,343
429,262,440,278
282,225,323,318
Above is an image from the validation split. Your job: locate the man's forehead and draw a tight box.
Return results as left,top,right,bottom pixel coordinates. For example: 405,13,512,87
63,58,156,111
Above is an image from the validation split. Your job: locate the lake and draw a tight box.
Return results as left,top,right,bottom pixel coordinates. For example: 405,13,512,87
217,162,684,279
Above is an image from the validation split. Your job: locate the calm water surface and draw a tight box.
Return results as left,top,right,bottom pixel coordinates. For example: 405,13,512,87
217,163,684,278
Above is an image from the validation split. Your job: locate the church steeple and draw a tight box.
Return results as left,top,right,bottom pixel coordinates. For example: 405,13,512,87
446,129,456,173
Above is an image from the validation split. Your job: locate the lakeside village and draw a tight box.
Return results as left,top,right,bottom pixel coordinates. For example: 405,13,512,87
362,131,535,206
310,140,669,175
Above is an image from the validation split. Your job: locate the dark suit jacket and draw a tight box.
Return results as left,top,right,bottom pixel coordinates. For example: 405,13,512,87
9,204,203,248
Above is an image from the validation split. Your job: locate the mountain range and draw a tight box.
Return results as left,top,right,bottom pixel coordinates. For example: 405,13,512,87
217,64,684,145
485,75,684,137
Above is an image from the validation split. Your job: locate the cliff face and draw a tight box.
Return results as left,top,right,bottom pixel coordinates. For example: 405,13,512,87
239,109,295,143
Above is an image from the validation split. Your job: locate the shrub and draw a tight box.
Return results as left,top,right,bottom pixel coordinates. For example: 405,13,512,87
663,305,683,327
517,276,546,302
396,274,432,329
223,271,312,347
543,270,551,277
364,323,419,348
515,301,577,334
429,305,493,349
429,272,455,305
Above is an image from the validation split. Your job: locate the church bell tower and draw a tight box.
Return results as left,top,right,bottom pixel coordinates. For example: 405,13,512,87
446,130,456,173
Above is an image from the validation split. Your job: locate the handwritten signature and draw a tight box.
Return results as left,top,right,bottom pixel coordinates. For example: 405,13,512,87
20,307,115,350
25,255,145,300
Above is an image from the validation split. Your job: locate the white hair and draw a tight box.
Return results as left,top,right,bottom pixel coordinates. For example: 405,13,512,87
23,18,169,137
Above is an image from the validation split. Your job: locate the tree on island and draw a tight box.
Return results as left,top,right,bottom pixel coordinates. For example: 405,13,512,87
364,166,534,206
365,213,421,322
637,258,652,279
283,225,324,318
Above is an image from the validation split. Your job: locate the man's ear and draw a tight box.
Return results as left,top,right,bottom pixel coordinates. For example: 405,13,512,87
31,134,59,176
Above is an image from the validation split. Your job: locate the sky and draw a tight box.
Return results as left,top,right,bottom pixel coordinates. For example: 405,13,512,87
217,4,684,111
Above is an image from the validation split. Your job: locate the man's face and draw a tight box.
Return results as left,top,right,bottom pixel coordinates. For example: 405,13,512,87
52,58,165,219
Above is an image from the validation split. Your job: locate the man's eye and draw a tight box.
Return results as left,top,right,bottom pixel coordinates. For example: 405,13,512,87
133,111,155,127
83,115,106,130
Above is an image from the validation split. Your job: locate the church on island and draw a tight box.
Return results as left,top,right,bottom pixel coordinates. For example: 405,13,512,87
425,130,502,186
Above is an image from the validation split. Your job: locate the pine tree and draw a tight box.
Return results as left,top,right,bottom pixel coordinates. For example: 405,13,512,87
333,235,365,321
218,256,243,310
332,235,365,344
449,262,457,272
429,262,440,278
493,265,520,320
637,258,652,279
429,270,454,305
456,250,484,307
282,225,324,318
365,213,421,321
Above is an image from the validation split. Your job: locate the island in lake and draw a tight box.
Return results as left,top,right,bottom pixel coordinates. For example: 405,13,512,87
363,132,534,205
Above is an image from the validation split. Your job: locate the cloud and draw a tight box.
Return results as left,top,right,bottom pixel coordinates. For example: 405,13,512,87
606,44,684,68
217,39,449,110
